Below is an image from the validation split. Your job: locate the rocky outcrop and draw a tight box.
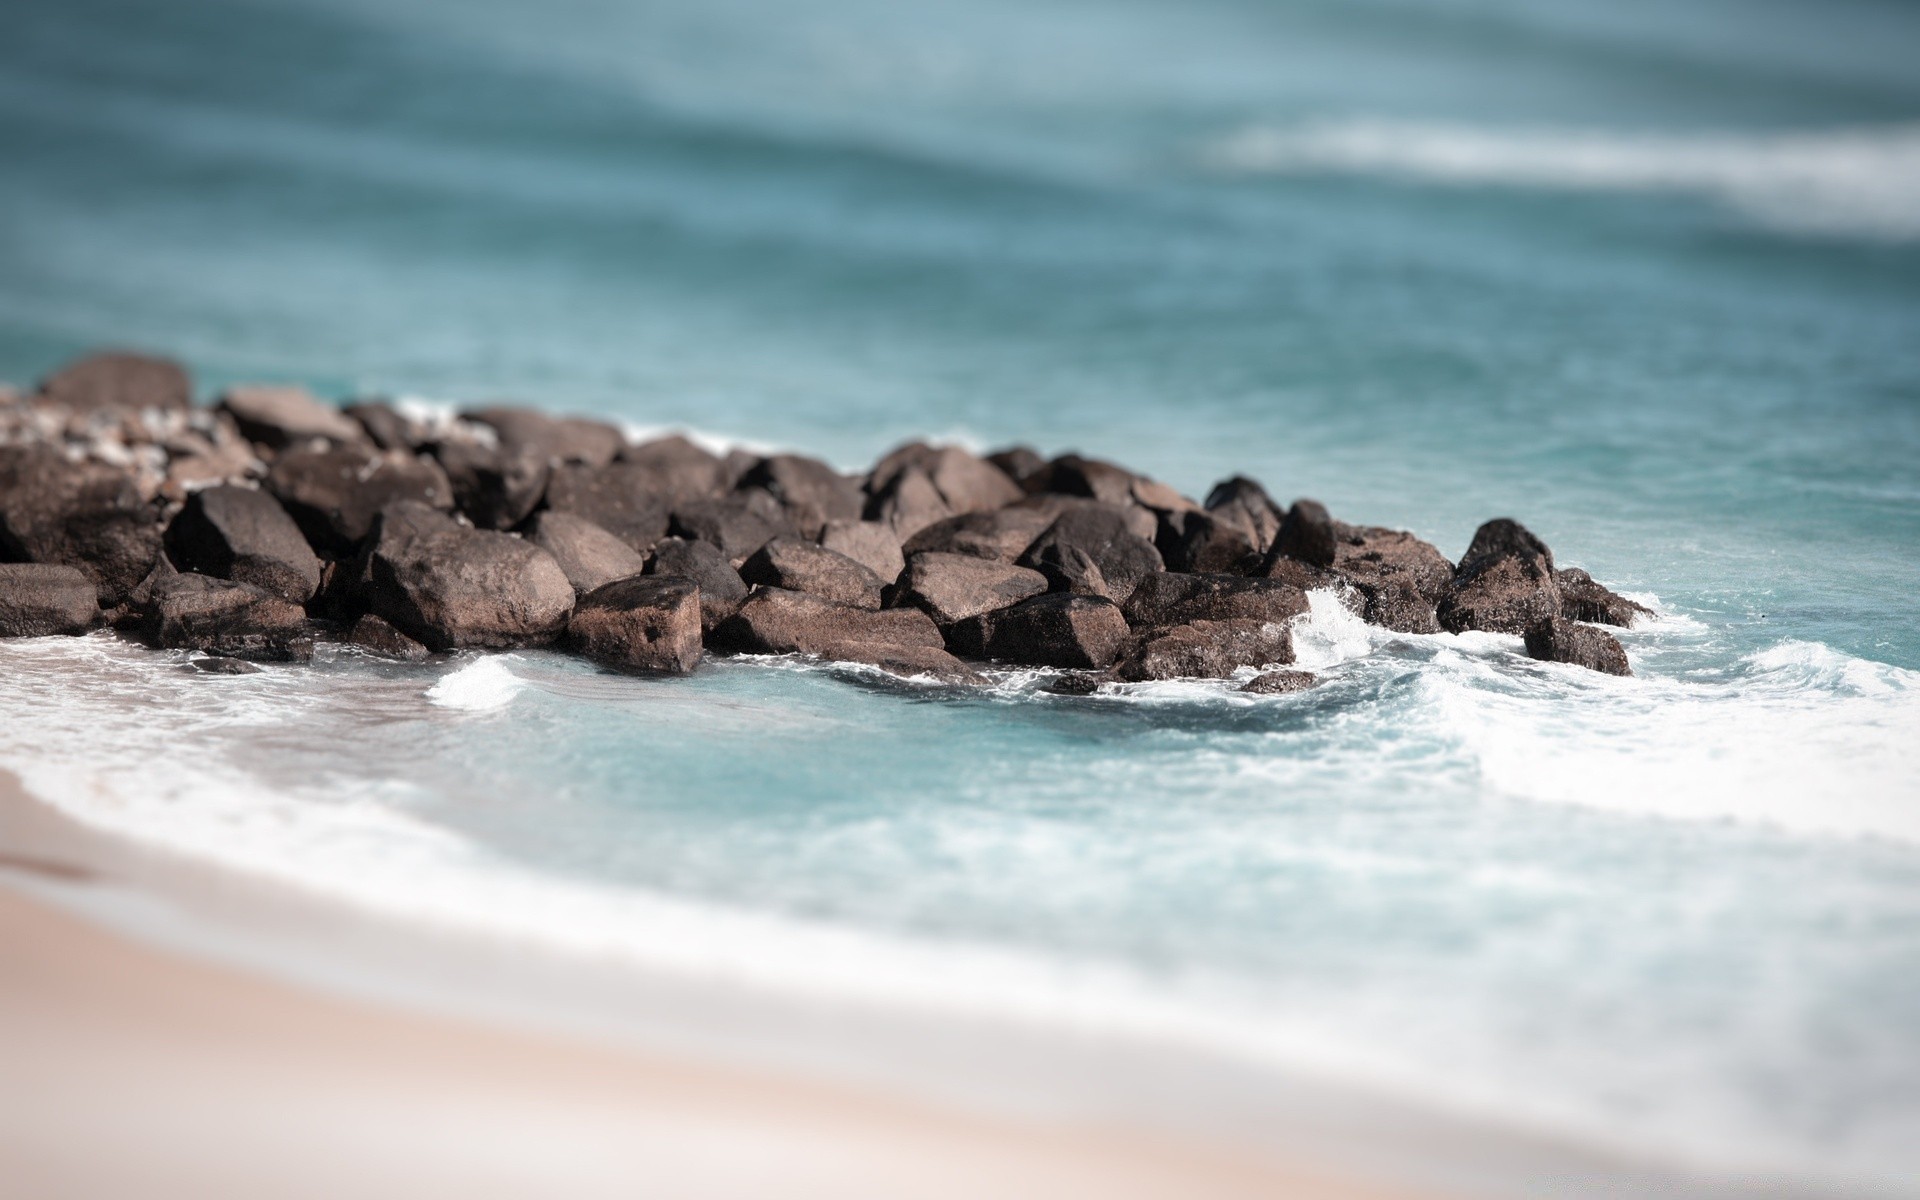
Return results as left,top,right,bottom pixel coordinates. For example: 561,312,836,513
898,551,1048,625
1239,669,1316,695
740,538,885,610
568,576,704,674
145,571,313,662
526,511,648,596
0,445,162,603
0,563,98,637
1016,506,1162,603
710,587,944,658
1326,524,1454,634
1115,619,1293,682
363,502,574,650
647,537,747,632
434,440,549,530
1122,572,1310,629
345,612,431,661
1555,568,1651,628
38,351,191,414
266,446,453,554
1524,616,1631,677
818,520,905,583
164,485,322,604
945,593,1129,668
217,385,365,449
1438,519,1560,635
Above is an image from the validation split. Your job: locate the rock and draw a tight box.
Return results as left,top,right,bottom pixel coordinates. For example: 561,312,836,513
1270,499,1336,568
164,485,323,604
0,444,162,602
1325,524,1454,634
1122,572,1310,629
710,587,944,657
1204,477,1284,556
646,537,748,632
1157,509,1258,575
899,551,1048,625
985,446,1047,490
1016,506,1163,603
341,402,423,452
190,656,261,675
1114,619,1293,682
465,407,624,468
0,563,98,637
1039,453,1138,507
363,502,574,650
265,446,454,554
1438,519,1560,635
903,508,1055,564
865,464,952,540
740,537,885,610
38,351,191,414
618,436,726,506
945,593,1129,669
1524,616,1631,677
737,454,862,538
216,385,364,449
543,462,675,552
1555,568,1651,628
1043,673,1102,696
829,642,984,686
668,488,795,564
1025,541,1108,596
345,612,430,661
568,576,703,674
145,571,313,661
526,511,648,596
434,440,549,530
870,444,1024,518
819,520,905,583
1240,669,1316,695
1128,475,1202,518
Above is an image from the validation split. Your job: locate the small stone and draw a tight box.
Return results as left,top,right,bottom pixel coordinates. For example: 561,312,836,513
568,575,703,674
710,587,944,657
266,446,453,554
1043,673,1102,696
1240,669,1315,695
1016,505,1163,603
617,436,726,505
737,454,863,538
363,502,574,650
1438,519,1560,635
1204,477,1284,556
668,489,795,564
465,407,624,468
903,508,1055,564
1555,568,1651,628
191,656,262,675
543,462,674,552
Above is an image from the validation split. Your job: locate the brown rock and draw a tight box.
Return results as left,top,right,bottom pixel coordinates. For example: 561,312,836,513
668,488,795,564
0,444,162,603
1438,519,1560,635
1040,454,1138,506
145,571,312,662
38,351,191,414
865,464,952,539
190,655,262,674
341,402,425,452
1025,541,1108,596
363,503,574,650
1326,524,1454,634
819,520,905,584
741,537,885,610
945,593,1129,669
985,446,1047,489
1525,616,1631,676
618,436,726,505
646,537,748,632
738,455,862,538
899,551,1048,625
710,587,944,657
1556,568,1651,628
1204,477,1284,556
903,508,1055,564
1122,572,1310,629
1016,505,1163,603
1270,498,1336,568
345,612,430,661
828,642,984,685
0,563,98,637
164,485,322,604
1157,509,1258,575
568,576,703,674
465,407,624,468
544,462,674,552
266,446,453,554
434,440,550,530
526,511,648,596
1239,669,1316,695
216,385,364,449
1114,619,1294,682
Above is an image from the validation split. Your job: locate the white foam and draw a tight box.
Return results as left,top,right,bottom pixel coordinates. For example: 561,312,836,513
425,655,527,711
1204,119,1920,239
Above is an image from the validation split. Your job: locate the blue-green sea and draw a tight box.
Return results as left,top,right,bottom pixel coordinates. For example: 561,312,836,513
2,0,1917,1193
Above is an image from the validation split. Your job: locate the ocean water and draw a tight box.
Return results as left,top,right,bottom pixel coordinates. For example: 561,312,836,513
2,0,1919,1193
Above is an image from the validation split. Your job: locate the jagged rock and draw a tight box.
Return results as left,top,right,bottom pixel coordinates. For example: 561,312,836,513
618,436,725,505
737,455,862,538
363,502,574,650
190,656,261,675
986,446,1047,490
1026,541,1108,596
1157,509,1258,574
0,445,162,602
1556,568,1651,628
1525,616,1631,676
1114,619,1293,682
668,488,795,564
345,612,430,662
899,551,1048,625
434,440,549,529
1270,499,1336,569
819,520,905,584
830,642,984,685
164,485,322,604
266,446,453,554
741,538,884,609
1240,669,1316,694
944,593,1129,668
544,462,675,552
710,587,944,657
38,351,191,414
1324,524,1454,634
465,407,624,468
1017,505,1163,603
1438,519,1560,635
0,563,97,637
341,402,424,452
865,464,952,540
526,511,648,596
1122,572,1310,629
216,385,364,449
568,576,703,674
903,508,1055,564
145,571,312,662
1204,477,1284,556
647,537,748,632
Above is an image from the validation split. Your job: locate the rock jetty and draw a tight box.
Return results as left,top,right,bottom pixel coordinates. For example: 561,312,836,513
0,350,1644,686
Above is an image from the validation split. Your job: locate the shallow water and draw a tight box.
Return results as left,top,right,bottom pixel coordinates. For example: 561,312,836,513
2,0,1918,1192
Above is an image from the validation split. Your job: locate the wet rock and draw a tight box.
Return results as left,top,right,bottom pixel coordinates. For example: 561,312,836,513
345,612,430,662
986,446,1047,490
1438,519,1560,635
1240,669,1316,695
737,454,862,538
1157,509,1258,575
819,519,905,584
903,507,1055,564
899,551,1048,625
568,575,703,675
266,446,453,554
190,655,261,675
1016,505,1163,603
1269,499,1336,569
741,537,885,610
164,485,323,604
146,571,313,662
945,593,1129,669
646,537,748,632
0,444,162,602
1525,616,1631,677
1555,568,1651,628
38,351,191,414
216,385,364,449
433,440,549,529
465,406,624,468
544,462,674,552
1326,524,1454,634
710,587,944,657
1026,541,1108,596
618,436,726,506
1122,572,1310,629
1204,477,1284,557
363,502,574,650
1043,673,1103,696
0,563,98,637
1114,619,1294,682
832,642,984,686
668,488,794,564
526,511,648,596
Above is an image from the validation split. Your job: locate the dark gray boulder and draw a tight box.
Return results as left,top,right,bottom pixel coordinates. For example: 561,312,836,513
38,351,191,414
669,488,795,564
1525,616,1631,676
819,520,905,584
266,446,453,554
647,537,747,632
1114,618,1294,682
1438,519,1561,635
164,485,322,604
526,511,648,596
1204,477,1284,557
1016,505,1163,603
1122,572,1310,629
543,462,675,552
710,587,944,657
363,502,574,650
345,612,430,662
945,593,1129,669
1556,568,1651,628
216,385,364,449
1270,499,1336,569
903,507,1055,564
737,455,862,538
145,571,313,662
741,537,885,610
434,440,549,530
1324,524,1454,634
465,407,624,468
899,551,1048,625
568,576,703,675
1240,669,1316,695
0,563,98,637
0,445,162,603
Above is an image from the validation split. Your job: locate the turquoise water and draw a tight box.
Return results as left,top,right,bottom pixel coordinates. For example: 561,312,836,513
3,0,1919,1192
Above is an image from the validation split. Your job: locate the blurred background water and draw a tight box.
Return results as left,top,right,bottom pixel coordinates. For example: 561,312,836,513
2,0,1918,1193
